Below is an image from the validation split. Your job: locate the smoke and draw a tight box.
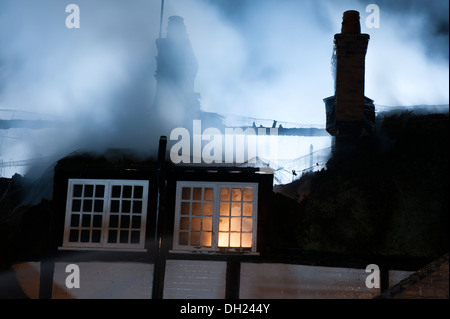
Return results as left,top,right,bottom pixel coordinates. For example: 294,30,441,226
0,0,448,178
162,0,449,121
358,0,449,106
192,0,449,116
170,0,337,124
0,0,164,176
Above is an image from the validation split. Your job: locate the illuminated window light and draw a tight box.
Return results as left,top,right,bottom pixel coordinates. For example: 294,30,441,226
173,181,258,253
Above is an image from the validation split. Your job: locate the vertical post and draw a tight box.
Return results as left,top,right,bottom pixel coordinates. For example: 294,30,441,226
152,136,167,299
154,136,167,248
39,258,55,299
159,0,165,39
380,266,389,293
225,259,241,299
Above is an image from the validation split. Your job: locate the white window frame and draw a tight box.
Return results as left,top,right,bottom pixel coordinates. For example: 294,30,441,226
61,179,149,251
173,181,258,253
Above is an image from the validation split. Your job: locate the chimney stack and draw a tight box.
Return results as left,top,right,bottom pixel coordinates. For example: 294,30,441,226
324,10,375,137
153,16,201,127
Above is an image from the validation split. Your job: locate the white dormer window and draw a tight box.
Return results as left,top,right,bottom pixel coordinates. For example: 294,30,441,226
173,181,258,253
62,179,149,251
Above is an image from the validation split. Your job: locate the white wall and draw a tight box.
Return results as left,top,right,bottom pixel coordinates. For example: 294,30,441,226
52,262,153,299
163,259,227,299
8,260,414,299
240,263,381,299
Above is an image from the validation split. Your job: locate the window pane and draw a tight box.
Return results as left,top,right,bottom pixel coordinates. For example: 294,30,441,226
111,200,120,213
69,229,79,242
84,185,94,197
95,185,105,198
231,218,241,232
220,188,230,201
242,218,253,232
203,202,213,216
220,203,230,216
94,200,103,213
204,188,213,201
175,182,257,252
104,230,114,243
70,214,80,227
180,202,190,215
82,200,92,212
231,203,241,216
218,232,229,247
120,230,129,243
190,232,200,246
130,231,140,244
80,230,90,242
191,217,201,231
120,215,130,228
108,230,117,243
180,217,189,231
132,216,141,229
182,187,191,200
73,185,83,197
192,202,201,215
81,214,91,227
232,188,241,201
109,215,119,228
243,187,254,201
243,203,253,216
66,180,149,248
179,232,188,245
201,232,212,247
133,200,142,214
242,233,252,248
123,186,132,198
122,200,131,213
134,186,143,199
93,215,102,228
72,199,81,212
202,217,212,231
112,186,121,198
230,233,241,247
219,218,229,231
92,230,101,243
193,188,202,200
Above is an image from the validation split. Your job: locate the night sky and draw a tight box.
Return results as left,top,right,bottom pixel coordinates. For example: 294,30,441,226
0,0,448,177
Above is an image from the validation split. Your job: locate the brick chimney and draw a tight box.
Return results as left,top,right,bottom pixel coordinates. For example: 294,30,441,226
324,10,375,137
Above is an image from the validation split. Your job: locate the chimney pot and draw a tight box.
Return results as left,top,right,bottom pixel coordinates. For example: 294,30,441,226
341,10,361,34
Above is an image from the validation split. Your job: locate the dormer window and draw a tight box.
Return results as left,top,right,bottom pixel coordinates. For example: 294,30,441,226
172,181,258,253
61,179,149,251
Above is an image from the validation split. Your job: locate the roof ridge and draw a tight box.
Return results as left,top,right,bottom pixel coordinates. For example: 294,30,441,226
375,253,449,299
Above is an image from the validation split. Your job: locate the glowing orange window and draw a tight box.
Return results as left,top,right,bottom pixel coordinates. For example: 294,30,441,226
174,182,258,253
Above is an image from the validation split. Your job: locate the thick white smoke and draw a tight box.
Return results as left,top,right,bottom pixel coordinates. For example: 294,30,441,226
0,0,448,178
